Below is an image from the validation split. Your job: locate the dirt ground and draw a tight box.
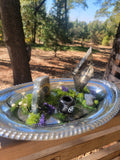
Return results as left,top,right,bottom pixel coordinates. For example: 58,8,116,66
0,43,111,90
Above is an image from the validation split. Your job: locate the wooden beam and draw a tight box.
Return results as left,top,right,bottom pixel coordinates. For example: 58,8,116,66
112,156,120,160
108,74,120,82
111,64,120,75
116,54,120,61
0,125,120,160
80,142,120,160
22,126,120,160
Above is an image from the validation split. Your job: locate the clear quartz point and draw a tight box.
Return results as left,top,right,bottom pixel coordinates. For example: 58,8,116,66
73,47,94,91
31,76,50,113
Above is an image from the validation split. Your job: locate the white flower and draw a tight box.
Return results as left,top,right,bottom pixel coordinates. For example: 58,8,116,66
21,92,25,96
11,103,15,107
23,103,27,107
56,82,63,89
19,101,22,106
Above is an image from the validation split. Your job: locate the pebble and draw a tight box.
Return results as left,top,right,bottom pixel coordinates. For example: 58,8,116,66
17,108,28,122
84,94,96,106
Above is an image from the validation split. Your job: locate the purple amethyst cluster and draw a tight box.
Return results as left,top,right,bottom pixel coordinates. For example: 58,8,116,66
37,103,55,126
62,86,69,92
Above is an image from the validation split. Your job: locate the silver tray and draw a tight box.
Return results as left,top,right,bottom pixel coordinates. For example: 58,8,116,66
0,78,120,141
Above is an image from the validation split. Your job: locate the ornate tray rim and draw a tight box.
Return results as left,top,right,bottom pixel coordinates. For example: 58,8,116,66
0,78,120,141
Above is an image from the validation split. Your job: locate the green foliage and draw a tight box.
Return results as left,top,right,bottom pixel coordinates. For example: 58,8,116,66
45,94,59,107
70,20,89,43
104,13,120,39
76,91,99,110
52,88,77,99
26,112,40,125
10,85,100,125
11,104,18,113
67,0,88,10
95,0,120,43
42,1,71,56
87,20,107,44
83,86,90,93
95,0,120,18
20,94,32,114
11,93,32,115
20,0,46,43
10,99,21,113
94,99,99,105
81,99,96,110
102,35,110,46
53,113,67,123
19,0,118,49
76,97,98,110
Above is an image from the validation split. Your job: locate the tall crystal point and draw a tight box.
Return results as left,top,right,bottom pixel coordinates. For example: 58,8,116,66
73,47,94,92
31,76,50,113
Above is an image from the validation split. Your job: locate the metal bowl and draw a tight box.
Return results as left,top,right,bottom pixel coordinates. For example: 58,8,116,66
0,78,120,141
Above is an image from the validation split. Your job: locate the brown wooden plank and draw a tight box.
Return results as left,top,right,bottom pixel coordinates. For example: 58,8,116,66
112,156,120,160
0,125,119,160
111,64,120,75
115,60,119,66
108,74,120,82
111,64,118,75
0,113,120,160
19,126,120,160
116,54,120,61
80,142,120,160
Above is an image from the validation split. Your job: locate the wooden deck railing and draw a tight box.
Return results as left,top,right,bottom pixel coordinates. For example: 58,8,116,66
0,111,120,160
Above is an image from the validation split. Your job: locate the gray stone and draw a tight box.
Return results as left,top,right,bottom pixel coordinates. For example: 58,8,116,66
84,93,96,106
17,108,28,122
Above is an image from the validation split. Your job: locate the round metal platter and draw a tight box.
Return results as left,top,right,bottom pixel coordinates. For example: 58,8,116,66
0,78,120,141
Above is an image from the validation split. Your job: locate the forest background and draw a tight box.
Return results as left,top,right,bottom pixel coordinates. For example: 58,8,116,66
0,0,120,89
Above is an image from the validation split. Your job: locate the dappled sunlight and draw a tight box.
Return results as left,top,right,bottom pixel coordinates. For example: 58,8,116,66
0,44,110,90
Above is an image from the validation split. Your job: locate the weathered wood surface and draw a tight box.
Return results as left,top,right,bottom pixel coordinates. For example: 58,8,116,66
111,64,120,75
113,156,120,160
81,142,120,160
108,74,120,82
0,112,120,160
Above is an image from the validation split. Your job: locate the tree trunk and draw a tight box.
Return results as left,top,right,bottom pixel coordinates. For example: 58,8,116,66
0,0,32,85
65,0,68,30
32,1,37,44
104,23,120,80
32,0,47,44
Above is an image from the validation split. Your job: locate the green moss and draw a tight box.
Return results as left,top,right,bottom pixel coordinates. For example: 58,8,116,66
67,89,77,98
53,113,67,122
81,100,96,110
76,93,99,110
76,93,84,102
83,86,90,93
10,86,100,125
94,99,99,105
52,88,77,99
44,94,58,107
72,106,80,114
26,113,40,126
26,94,32,109
11,106,17,112
22,94,32,114
52,88,68,98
